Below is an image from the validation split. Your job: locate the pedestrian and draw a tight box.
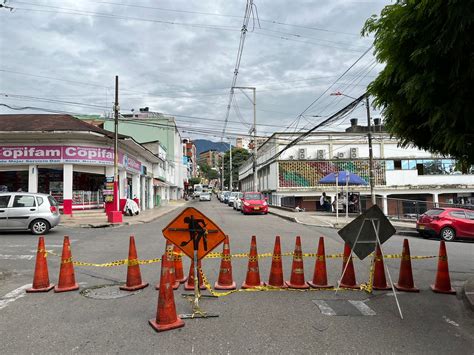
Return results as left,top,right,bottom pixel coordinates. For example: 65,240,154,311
320,192,330,212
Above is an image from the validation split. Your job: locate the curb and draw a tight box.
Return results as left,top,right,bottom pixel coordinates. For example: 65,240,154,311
462,279,474,311
61,204,186,229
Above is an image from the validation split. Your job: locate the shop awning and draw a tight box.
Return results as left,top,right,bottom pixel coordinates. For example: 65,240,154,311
153,179,170,187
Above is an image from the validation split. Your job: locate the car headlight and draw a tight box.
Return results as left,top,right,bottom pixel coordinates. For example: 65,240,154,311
262,201,267,206
243,202,250,206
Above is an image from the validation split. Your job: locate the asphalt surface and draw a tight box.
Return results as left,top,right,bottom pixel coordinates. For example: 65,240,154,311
0,199,473,354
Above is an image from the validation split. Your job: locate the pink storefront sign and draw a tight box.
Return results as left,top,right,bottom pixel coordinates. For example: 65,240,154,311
0,145,142,173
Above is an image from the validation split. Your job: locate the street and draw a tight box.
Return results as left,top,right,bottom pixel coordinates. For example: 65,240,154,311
1,200,473,354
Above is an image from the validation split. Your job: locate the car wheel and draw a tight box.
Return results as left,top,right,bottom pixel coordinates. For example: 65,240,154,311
440,227,456,241
30,219,50,235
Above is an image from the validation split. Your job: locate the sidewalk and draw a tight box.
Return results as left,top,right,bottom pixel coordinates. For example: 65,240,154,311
269,206,417,232
59,200,188,228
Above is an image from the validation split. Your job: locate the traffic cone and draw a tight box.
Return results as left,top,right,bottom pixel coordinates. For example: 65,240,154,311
431,241,456,294
338,243,359,289
149,253,185,332
120,236,149,291
156,241,179,290
242,235,264,289
308,236,332,289
265,236,287,288
27,236,54,293
372,244,390,290
394,239,419,292
214,236,236,290
285,236,309,289
184,259,206,290
173,246,187,284
54,236,79,293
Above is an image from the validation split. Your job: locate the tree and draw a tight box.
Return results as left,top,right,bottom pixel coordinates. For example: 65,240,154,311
223,147,250,190
188,177,201,187
362,0,474,164
199,163,219,181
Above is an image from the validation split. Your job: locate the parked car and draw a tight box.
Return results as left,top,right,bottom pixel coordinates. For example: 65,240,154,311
199,191,212,201
241,192,269,215
218,191,228,202
222,191,231,204
416,207,474,241
228,192,239,206
0,192,61,234
233,192,244,210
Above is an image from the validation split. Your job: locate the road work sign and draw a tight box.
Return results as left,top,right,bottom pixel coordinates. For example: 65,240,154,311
162,207,226,260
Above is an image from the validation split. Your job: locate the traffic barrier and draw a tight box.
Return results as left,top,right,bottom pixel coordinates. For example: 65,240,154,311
27,236,54,293
120,236,149,291
307,237,332,289
184,259,206,291
373,244,391,290
339,243,359,289
242,236,264,289
265,236,287,288
156,241,179,290
54,236,79,293
214,236,236,290
149,253,185,332
285,236,309,289
394,239,419,292
431,241,456,294
173,246,187,284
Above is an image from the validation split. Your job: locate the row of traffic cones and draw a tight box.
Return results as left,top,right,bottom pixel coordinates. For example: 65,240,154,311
214,236,457,294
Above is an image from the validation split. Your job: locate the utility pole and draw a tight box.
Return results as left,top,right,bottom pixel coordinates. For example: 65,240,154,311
233,86,257,191
113,76,120,212
229,140,233,191
221,153,224,191
366,96,376,205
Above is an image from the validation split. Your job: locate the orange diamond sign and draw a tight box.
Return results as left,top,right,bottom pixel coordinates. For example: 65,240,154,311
162,207,226,260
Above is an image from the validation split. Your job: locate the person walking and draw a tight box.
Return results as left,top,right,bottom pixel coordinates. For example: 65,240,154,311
320,192,330,212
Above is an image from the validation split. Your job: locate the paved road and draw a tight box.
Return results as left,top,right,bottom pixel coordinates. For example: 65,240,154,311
0,199,473,353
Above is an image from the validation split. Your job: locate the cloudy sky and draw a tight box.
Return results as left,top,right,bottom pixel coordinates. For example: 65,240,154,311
0,0,390,141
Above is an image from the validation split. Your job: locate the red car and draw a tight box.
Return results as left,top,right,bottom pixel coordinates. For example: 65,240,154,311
416,207,474,241
240,192,269,215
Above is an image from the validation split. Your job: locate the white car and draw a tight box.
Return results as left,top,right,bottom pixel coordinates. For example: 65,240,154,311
199,192,211,201
233,192,244,210
227,191,239,206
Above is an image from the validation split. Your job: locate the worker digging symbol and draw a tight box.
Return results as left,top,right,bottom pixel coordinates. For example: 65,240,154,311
180,216,208,253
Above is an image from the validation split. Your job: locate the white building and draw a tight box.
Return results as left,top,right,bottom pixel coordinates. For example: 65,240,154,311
239,121,474,215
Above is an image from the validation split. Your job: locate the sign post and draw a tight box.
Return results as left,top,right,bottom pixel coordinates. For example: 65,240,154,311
162,207,226,319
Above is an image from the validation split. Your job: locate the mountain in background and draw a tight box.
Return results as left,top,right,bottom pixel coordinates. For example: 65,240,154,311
193,139,230,155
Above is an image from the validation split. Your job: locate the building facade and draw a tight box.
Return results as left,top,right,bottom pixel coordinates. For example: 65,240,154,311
239,127,474,215
198,150,221,170
0,114,162,215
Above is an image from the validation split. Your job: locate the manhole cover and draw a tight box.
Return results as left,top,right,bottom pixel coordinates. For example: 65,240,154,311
80,284,143,300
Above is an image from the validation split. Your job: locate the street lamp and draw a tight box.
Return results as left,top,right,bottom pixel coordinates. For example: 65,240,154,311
330,91,376,206
233,86,258,192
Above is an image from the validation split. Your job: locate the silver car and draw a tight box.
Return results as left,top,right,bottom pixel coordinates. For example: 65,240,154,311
0,192,61,234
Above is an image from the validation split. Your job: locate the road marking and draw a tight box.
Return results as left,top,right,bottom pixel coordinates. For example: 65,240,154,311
313,299,377,316
0,284,31,310
0,254,34,260
443,316,460,327
312,300,337,315
348,300,376,316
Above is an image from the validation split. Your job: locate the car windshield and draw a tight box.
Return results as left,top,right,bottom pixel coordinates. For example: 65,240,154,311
230,192,239,197
245,193,263,200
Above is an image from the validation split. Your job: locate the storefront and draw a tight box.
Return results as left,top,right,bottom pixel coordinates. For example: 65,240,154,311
0,114,163,215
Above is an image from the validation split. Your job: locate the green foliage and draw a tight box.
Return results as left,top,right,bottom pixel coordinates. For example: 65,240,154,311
362,0,474,163
199,163,219,180
188,177,201,186
223,147,250,189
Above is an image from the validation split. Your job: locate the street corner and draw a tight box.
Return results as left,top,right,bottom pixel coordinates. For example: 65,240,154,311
462,278,474,311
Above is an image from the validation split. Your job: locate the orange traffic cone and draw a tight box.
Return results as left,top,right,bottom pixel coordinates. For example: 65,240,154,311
372,244,390,290
214,236,236,290
338,243,359,289
184,259,206,290
156,241,179,290
431,241,456,294
308,236,332,289
285,236,309,289
120,236,149,291
265,236,287,288
242,235,264,289
149,253,185,332
54,236,79,293
394,239,419,292
27,236,54,293
173,246,187,284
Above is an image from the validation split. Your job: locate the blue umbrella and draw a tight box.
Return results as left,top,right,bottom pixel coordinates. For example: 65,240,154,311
319,171,368,185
